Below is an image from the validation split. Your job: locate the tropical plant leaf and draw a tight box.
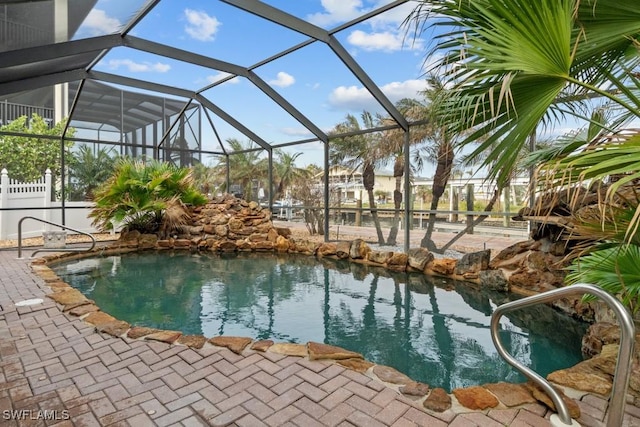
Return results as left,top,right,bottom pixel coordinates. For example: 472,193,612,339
89,158,206,232
566,244,640,313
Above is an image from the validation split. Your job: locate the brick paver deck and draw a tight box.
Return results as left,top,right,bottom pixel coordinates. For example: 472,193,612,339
1,247,638,426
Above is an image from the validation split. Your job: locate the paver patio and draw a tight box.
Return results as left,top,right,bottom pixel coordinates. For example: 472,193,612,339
1,247,638,427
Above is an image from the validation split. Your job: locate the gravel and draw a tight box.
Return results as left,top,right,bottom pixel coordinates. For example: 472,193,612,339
367,243,466,260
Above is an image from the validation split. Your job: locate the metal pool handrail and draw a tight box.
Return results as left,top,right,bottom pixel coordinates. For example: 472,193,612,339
490,283,635,427
18,216,96,259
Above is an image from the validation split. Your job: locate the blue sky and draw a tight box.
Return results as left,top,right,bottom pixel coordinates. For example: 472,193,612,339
73,0,436,169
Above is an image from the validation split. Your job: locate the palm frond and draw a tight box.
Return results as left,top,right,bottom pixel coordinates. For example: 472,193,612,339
566,243,640,313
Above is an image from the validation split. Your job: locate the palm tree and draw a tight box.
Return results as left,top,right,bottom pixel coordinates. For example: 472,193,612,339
329,112,386,245
217,138,268,201
190,162,220,197
408,76,464,250
67,145,118,200
378,98,431,245
273,150,310,200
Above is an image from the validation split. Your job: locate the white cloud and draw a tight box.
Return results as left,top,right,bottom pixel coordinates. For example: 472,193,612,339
347,30,424,52
307,1,418,29
329,79,428,111
307,2,424,53
80,9,121,36
106,59,170,73
206,71,240,86
184,9,221,41
269,72,295,88
382,79,429,99
368,2,418,29
307,0,364,27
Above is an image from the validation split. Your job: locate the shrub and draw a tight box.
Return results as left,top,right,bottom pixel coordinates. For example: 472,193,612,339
89,158,207,236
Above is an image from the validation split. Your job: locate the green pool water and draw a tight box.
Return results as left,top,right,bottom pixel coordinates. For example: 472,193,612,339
52,251,588,392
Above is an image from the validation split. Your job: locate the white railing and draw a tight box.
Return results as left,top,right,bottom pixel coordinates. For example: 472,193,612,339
0,100,54,126
0,168,98,240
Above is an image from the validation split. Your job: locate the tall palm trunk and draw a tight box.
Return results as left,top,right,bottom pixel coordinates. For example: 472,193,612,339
421,139,454,250
363,162,385,245
386,156,404,245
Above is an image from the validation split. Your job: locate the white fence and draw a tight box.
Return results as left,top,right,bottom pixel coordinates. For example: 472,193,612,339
0,168,99,240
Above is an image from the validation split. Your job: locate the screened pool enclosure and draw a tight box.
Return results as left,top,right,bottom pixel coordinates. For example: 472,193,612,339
0,0,528,250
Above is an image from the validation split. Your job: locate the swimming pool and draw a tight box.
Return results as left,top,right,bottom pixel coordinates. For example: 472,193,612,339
52,251,588,392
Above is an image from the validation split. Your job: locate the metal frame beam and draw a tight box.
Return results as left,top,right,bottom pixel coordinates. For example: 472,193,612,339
221,0,329,42
0,34,122,69
124,36,248,77
221,0,408,131
0,69,87,97
195,94,270,151
121,1,161,36
125,36,327,142
89,71,196,99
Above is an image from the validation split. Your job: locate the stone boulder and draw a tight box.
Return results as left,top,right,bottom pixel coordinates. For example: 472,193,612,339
349,239,370,260
125,194,294,253
423,388,451,412
336,241,351,259
407,248,434,271
118,229,141,247
373,365,413,385
483,382,536,407
317,242,337,257
581,322,624,358
452,386,499,410
308,342,363,361
275,235,291,252
525,381,581,419
547,344,623,396
209,336,253,354
138,233,158,249
253,241,274,251
386,253,408,271
429,258,457,276
368,250,393,264
490,240,541,269
291,240,318,255
455,249,490,275
478,269,509,292
400,382,430,397
275,227,292,238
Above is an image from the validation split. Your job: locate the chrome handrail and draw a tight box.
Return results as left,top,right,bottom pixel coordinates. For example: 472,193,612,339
18,216,96,258
491,283,635,427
